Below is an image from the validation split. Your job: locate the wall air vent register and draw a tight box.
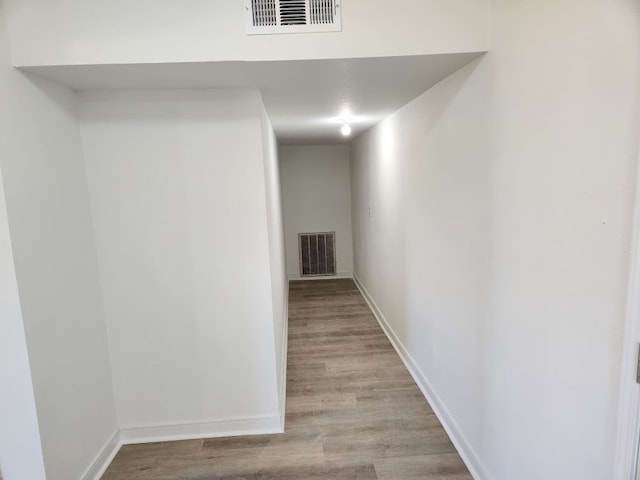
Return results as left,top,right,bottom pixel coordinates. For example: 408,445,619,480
299,232,337,277
246,0,342,35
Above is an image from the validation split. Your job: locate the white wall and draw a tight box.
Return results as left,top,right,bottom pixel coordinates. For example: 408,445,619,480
350,1,640,479
0,178,45,480
4,0,490,67
0,3,118,480
260,101,288,415
0,10,46,480
0,23,46,473
280,145,353,279
79,89,282,434
0,179,47,480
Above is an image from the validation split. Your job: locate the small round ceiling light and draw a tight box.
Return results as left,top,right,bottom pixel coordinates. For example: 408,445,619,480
341,124,352,137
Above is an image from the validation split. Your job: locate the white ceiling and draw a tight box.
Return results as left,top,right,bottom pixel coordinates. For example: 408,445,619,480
22,53,483,144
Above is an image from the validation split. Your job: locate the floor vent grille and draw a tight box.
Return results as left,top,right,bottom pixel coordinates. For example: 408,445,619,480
299,232,336,277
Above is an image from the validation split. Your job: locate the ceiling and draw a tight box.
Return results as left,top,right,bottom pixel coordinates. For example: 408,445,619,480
22,52,483,144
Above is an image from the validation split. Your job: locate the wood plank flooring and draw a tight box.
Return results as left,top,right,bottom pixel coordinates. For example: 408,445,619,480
102,279,472,479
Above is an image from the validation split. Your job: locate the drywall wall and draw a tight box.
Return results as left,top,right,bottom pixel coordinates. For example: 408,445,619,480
260,101,288,414
0,9,46,480
0,3,118,480
350,0,640,479
0,180,45,480
3,0,490,67
0,35,46,475
79,89,281,434
0,181,46,480
280,145,353,279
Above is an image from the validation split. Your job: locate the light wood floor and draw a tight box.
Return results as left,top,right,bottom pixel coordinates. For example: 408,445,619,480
102,279,472,479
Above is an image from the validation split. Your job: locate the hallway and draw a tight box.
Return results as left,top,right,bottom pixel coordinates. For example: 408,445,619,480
102,279,471,479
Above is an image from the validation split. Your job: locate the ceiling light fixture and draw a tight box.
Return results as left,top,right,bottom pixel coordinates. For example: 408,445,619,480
341,124,352,137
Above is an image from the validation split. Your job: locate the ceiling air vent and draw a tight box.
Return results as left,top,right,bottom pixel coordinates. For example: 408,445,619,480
246,0,342,35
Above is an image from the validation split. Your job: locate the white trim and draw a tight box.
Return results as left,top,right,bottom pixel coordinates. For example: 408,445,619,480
81,430,121,480
613,142,640,479
119,415,283,445
279,281,289,428
353,274,493,480
288,272,353,281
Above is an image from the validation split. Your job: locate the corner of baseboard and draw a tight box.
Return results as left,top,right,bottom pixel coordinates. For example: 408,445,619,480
119,415,283,446
82,414,285,478
81,429,122,480
352,274,493,480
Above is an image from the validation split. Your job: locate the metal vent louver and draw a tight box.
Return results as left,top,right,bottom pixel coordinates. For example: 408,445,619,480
280,0,306,25
251,0,277,26
246,0,341,34
309,0,335,24
299,232,336,277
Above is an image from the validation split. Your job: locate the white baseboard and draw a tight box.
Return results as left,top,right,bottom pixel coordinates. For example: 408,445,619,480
81,430,122,480
81,415,283,478
288,272,353,281
82,282,290,477
119,415,283,445
279,281,289,428
353,274,493,480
